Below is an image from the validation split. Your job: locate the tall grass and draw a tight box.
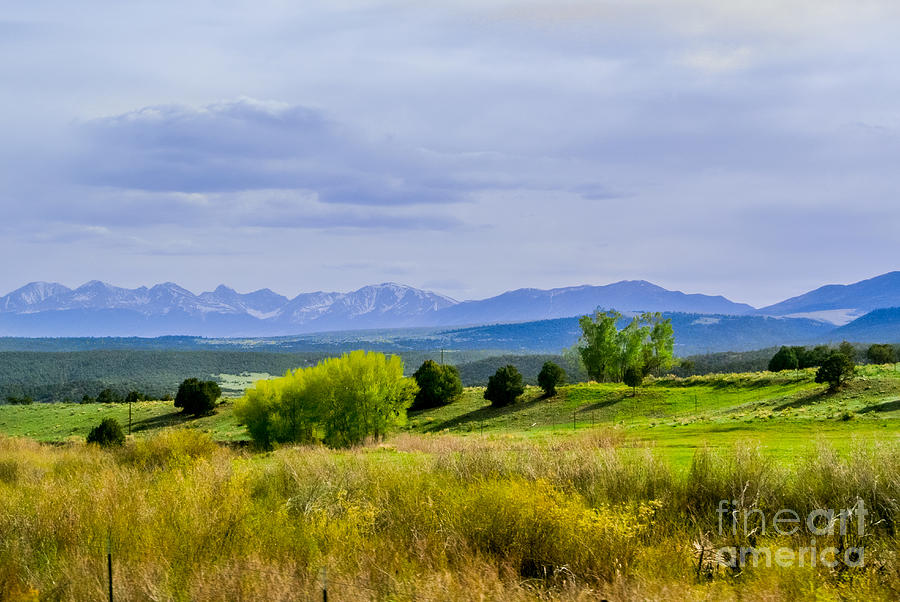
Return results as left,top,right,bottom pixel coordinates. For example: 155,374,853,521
0,431,897,600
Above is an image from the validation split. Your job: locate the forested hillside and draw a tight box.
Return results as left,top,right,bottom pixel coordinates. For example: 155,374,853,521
0,350,584,402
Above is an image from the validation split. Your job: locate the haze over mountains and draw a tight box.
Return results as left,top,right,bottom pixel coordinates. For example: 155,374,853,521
0,272,898,343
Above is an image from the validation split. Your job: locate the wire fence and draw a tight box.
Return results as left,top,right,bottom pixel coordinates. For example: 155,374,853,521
86,539,455,601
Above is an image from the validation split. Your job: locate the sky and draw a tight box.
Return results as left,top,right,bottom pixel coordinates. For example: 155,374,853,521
1,0,898,307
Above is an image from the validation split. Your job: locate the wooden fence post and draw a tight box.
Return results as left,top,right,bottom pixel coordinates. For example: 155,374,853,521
107,530,113,602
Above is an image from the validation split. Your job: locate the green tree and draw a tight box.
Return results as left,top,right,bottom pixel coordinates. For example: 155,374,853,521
411,360,463,410
96,388,123,404
174,378,221,416
815,352,855,392
623,366,643,396
537,361,566,397
838,341,857,361
236,351,417,449
576,310,621,382
768,346,799,372
647,313,676,375
798,345,829,368
574,310,674,382
677,359,695,376
484,365,525,407
86,418,125,447
866,344,895,364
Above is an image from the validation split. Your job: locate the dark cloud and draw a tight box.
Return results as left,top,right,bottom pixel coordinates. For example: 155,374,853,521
71,99,468,206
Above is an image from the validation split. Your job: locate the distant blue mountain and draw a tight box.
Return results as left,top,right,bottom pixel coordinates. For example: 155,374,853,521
829,307,900,343
0,279,753,337
1,273,899,344
430,280,753,326
430,312,834,355
757,271,900,324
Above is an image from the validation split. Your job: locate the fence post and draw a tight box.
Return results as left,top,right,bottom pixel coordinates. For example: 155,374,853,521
573,410,576,430
107,530,113,602
321,567,328,602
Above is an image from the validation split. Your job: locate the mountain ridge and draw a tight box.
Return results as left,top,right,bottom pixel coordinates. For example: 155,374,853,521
0,279,751,336
0,271,898,338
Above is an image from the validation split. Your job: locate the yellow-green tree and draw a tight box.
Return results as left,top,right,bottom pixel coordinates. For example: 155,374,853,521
235,350,418,449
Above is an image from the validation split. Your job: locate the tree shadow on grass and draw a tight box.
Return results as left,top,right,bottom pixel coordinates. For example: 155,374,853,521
419,397,546,433
859,399,900,414
130,410,208,432
773,388,831,411
579,392,630,412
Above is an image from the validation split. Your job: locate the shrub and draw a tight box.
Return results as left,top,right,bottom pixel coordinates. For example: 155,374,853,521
815,352,855,392
125,390,146,404
96,388,123,404
174,378,221,416
86,418,125,447
5,395,34,405
537,361,566,397
623,366,642,396
119,430,219,469
484,365,525,407
411,360,463,409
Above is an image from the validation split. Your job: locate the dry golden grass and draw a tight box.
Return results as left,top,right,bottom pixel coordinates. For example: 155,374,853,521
0,431,897,600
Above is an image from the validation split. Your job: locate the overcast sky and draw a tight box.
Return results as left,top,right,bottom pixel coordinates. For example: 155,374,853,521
1,0,898,307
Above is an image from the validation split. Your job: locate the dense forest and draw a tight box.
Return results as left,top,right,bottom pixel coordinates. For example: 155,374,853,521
0,350,583,402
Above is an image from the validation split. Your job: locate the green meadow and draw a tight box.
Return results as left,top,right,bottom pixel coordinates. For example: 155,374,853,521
2,364,898,462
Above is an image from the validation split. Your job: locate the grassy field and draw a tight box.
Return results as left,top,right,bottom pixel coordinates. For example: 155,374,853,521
2,364,899,463
1,364,899,599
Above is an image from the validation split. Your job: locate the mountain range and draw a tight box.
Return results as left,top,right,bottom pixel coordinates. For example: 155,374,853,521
0,272,898,342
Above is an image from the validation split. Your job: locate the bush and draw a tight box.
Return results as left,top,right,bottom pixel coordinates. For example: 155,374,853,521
815,352,855,392
174,378,221,416
86,418,125,447
5,395,34,405
125,390,147,404
768,346,799,372
623,366,643,396
484,365,525,407
537,361,566,397
96,388,123,404
411,360,463,410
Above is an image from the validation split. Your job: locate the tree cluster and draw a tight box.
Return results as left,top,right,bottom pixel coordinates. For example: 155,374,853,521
4,395,34,405
80,388,150,404
767,345,832,372
867,344,896,364
570,311,675,386
768,342,864,374
410,360,463,410
235,350,418,449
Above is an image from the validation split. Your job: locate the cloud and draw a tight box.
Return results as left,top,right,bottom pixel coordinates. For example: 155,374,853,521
71,98,468,207
679,47,755,74
2,1,900,303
